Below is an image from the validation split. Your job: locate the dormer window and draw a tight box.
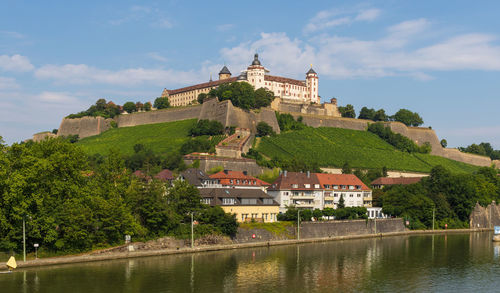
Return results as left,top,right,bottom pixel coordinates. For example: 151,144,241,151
314,184,320,188
292,184,298,188
304,184,310,188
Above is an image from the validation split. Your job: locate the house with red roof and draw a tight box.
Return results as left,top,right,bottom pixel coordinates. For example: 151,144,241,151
371,177,423,189
316,173,372,208
209,170,270,191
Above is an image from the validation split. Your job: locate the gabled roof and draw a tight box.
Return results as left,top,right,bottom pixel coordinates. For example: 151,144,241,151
264,75,306,87
306,67,317,75
132,170,151,180
268,172,321,191
166,77,238,96
155,169,174,181
180,168,212,186
209,170,270,186
316,173,370,191
371,177,423,186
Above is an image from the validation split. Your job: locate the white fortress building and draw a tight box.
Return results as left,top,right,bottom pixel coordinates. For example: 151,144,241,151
162,54,319,107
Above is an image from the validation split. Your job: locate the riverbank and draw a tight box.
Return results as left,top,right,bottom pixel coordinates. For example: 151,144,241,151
0,227,492,270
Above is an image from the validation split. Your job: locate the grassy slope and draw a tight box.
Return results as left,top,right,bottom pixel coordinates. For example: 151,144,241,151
257,127,480,173
78,119,197,155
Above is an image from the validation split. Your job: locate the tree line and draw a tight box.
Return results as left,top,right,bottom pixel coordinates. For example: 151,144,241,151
0,137,237,255
338,104,424,127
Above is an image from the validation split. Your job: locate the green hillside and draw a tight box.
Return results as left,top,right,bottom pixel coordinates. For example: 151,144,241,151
77,119,480,173
78,119,198,155
256,127,480,173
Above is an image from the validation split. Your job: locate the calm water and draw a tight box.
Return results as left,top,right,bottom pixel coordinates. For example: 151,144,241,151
1,232,500,292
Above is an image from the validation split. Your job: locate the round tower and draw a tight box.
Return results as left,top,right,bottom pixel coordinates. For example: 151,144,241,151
306,66,319,103
246,54,266,89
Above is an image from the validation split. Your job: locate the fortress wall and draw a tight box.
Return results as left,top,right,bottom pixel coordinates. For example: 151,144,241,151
441,148,492,167
58,116,112,139
494,160,500,169
184,157,265,176
295,114,369,131
32,132,57,142
116,105,201,127
254,108,281,134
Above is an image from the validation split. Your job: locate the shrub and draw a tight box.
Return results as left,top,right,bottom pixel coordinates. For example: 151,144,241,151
256,121,275,137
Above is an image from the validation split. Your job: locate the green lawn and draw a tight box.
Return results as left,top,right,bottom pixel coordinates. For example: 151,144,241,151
257,127,480,173
78,119,197,155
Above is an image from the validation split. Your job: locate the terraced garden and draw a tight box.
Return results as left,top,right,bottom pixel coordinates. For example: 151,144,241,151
256,127,480,173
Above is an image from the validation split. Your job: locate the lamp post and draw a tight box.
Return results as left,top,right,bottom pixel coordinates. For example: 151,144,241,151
23,217,26,262
297,209,300,241
191,213,194,249
34,243,39,259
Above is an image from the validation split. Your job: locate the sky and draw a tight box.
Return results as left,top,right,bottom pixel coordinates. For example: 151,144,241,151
0,0,499,148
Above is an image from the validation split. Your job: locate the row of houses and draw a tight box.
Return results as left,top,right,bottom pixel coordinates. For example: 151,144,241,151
134,168,418,223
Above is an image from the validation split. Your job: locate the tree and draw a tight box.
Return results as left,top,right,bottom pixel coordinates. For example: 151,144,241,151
154,97,170,109
338,194,345,209
440,139,448,148
392,109,424,127
123,101,137,113
197,206,238,237
197,93,207,104
256,121,275,137
338,104,356,118
254,88,275,108
373,109,388,122
358,107,375,120
276,112,305,131
52,129,58,134
189,120,224,136
144,102,152,111
166,180,205,222
342,162,352,174
313,209,323,221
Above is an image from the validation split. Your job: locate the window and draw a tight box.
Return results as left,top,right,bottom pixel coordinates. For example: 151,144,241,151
241,198,257,205
304,184,310,188
357,194,361,197
222,198,235,205
324,184,330,189
202,198,212,205
230,179,233,184
314,184,320,188
349,194,353,198
237,180,240,184
263,198,273,204
334,193,338,197
292,184,298,188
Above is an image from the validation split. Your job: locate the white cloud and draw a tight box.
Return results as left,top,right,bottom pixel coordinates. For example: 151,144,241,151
221,18,500,80
35,63,203,86
109,5,174,29
0,54,34,72
304,7,381,33
0,77,19,89
38,91,78,104
147,52,168,62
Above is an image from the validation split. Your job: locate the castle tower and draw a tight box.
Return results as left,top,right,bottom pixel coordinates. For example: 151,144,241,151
246,54,266,89
219,66,231,80
306,65,319,103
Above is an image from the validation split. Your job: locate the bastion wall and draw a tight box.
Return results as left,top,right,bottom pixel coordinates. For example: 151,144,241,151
58,116,113,139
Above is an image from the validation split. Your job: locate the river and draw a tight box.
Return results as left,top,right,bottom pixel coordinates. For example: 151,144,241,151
1,232,499,292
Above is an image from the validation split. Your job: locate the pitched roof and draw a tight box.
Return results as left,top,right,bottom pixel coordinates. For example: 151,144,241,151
316,173,370,191
268,172,321,191
209,170,270,186
154,169,174,181
219,66,231,75
180,168,211,186
264,75,306,87
306,67,317,75
199,188,279,206
371,177,423,186
166,77,238,95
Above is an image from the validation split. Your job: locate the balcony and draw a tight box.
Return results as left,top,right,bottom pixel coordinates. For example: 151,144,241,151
290,193,316,200
293,200,315,208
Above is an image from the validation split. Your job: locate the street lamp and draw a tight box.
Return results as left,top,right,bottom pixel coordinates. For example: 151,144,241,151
34,243,39,259
297,209,300,241
191,213,195,249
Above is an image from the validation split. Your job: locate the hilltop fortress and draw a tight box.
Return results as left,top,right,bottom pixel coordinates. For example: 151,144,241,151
52,54,499,170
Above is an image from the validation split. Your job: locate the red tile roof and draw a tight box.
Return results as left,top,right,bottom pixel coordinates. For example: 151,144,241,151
154,169,174,181
264,75,306,87
166,77,238,95
209,170,270,187
316,173,371,191
371,177,423,186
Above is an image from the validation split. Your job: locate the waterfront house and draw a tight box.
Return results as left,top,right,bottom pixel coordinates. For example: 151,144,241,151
209,170,270,191
316,173,372,208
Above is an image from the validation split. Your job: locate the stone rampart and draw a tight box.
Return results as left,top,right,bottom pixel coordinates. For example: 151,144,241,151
183,155,265,176
116,105,201,127
32,131,57,142
234,218,406,243
58,116,113,139
470,202,500,228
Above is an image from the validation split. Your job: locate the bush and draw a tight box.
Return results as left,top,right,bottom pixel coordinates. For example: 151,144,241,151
180,137,212,155
276,112,305,131
368,122,428,153
123,102,137,113
189,120,224,136
154,97,170,109
256,121,275,137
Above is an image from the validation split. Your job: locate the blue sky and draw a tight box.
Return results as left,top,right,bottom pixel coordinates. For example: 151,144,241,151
1,0,499,148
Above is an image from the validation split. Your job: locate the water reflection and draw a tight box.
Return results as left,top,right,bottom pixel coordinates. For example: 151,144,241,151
1,232,500,292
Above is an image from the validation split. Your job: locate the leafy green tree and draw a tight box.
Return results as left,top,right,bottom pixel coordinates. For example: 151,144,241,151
373,109,388,121
197,206,238,237
338,104,356,118
166,180,205,222
275,112,305,131
189,120,224,136
254,88,275,108
256,121,275,137
392,109,424,126
123,101,137,113
144,102,152,111
154,97,171,109
197,93,207,104
358,107,375,120
180,137,212,155
313,209,323,221
440,139,447,148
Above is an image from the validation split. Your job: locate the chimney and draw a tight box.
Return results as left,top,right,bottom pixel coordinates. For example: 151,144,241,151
284,170,287,177
243,171,248,175
307,171,310,178
224,169,229,174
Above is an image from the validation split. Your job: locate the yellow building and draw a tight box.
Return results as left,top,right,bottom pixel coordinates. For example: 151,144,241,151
199,188,279,223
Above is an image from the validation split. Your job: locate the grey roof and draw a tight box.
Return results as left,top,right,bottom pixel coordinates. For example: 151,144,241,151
237,71,247,80
219,66,231,75
251,53,261,66
306,67,317,75
199,188,279,206
180,168,211,186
